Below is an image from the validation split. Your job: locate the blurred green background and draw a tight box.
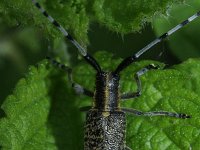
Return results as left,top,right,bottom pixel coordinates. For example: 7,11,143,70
0,0,200,105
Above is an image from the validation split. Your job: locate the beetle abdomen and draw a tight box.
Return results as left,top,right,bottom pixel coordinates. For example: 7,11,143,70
84,110,126,150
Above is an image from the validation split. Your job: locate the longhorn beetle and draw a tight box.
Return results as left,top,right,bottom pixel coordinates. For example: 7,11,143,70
32,0,200,149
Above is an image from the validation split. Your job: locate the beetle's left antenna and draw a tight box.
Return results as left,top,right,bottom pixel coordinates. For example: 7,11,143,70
32,0,102,73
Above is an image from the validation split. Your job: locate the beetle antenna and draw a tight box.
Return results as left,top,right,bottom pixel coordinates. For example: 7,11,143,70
114,11,200,74
32,0,102,73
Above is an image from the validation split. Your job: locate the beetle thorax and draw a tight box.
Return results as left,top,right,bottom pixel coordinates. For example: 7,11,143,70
93,72,120,112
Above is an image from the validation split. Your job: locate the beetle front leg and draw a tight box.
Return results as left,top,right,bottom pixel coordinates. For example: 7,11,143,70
121,64,159,100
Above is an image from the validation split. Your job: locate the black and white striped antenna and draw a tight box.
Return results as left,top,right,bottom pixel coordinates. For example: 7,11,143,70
114,11,200,74
32,0,200,74
32,0,102,73
135,11,200,58
32,0,86,56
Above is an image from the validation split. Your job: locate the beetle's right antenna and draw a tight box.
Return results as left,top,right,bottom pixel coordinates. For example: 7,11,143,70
32,0,102,73
135,11,200,58
114,10,200,74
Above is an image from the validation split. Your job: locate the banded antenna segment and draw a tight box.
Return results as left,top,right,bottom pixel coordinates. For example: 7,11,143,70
32,0,102,72
32,0,87,56
135,10,200,58
115,10,200,74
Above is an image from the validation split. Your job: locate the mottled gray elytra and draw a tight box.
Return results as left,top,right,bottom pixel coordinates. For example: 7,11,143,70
32,1,199,149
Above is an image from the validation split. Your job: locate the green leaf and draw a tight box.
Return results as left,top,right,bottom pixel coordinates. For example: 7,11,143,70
0,0,89,45
173,58,200,97
153,0,200,61
0,60,55,150
0,61,57,150
1,54,200,149
0,0,186,46
0,60,87,150
92,0,185,34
